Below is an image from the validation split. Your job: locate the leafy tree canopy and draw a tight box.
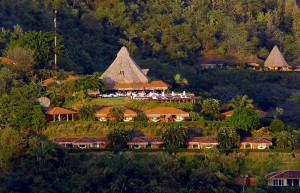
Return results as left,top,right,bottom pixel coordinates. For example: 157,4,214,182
162,124,187,148
106,128,129,148
216,127,240,149
227,108,259,132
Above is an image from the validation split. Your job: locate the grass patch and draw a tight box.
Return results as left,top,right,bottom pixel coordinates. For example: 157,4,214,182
90,97,130,106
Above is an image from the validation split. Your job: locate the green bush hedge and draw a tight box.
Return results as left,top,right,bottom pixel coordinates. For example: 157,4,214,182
67,147,298,153
47,120,207,128
232,148,293,153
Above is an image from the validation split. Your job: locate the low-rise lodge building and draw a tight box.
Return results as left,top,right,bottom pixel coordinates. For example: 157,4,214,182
46,107,77,122
186,137,219,149
53,136,108,149
42,75,79,87
240,137,272,149
265,170,300,186
127,137,163,148
100,47,171,92
264,45,289,71
95,107,137,122
217,109,270,120
143,107,189,122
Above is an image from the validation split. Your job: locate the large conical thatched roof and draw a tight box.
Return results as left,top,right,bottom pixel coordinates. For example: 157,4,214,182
100,47,150,84
264,45,289,68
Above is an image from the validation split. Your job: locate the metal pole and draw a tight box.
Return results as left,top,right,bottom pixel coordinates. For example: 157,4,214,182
54,10,57,72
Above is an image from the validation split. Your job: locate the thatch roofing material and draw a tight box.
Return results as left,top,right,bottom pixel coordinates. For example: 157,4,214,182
104,80,171,90
47,107,77,115
264,45,289,68
100,47,150,84
143,107,189,118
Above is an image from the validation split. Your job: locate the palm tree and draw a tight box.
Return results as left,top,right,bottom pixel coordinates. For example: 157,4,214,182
227,95,253,109
108,107,124,121
162,125,187,148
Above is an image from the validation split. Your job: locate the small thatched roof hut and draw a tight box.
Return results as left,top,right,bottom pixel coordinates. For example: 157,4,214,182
264,45,289,70
100,47,171,91
100,47,150,84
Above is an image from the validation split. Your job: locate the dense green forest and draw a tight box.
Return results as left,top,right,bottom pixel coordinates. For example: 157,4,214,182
0,0,299,74
0,1,300,191
0,128,299,193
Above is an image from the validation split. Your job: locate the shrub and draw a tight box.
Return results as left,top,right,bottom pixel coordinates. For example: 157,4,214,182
135,112,147,122
216,127,240,148
270,119,285,133
106,128,129,148
78,104,96,121
162,125,187,148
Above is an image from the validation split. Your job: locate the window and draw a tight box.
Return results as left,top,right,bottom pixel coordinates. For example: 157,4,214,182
272,179,283,186
191,144,199,149
78,144,86,149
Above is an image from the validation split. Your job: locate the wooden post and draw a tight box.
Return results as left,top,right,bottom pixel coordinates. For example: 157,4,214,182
67,114,69,121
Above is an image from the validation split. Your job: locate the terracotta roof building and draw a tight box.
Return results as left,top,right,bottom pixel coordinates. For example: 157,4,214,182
53,136,107,149
127,137,163,148
100,47,171,91
240,137,272,149
265,170,300,186
95,107,137,122
0,57,16,64
187,137,219,149
143,107,189,122
217,109,270,120
264,45,289,71
46,107,77,122
42,75,79,87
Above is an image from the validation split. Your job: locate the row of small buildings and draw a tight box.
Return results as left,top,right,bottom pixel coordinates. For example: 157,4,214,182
53,136,274,150
46,106,190,122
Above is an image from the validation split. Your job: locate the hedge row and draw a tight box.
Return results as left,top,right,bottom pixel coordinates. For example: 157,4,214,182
46,120,228,128
67,148,298,153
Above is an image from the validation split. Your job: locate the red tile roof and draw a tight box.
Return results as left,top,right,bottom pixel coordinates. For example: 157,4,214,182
217,109,269,120
96,107,111,116
265,170,300,179
47,107,77,115
143,107,189,116
127,137,148,144
53,136,106,144
42,75,79,86
187,137,219,144
123,109,137,116
53,137,79,143
96,107,137,117
127,136,163,144
0,57,16,64
240,137,272,144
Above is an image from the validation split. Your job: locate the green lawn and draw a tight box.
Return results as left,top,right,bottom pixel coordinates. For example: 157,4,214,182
90,97,130,106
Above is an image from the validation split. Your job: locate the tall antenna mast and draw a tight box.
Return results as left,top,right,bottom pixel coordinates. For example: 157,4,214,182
54,9,57,72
